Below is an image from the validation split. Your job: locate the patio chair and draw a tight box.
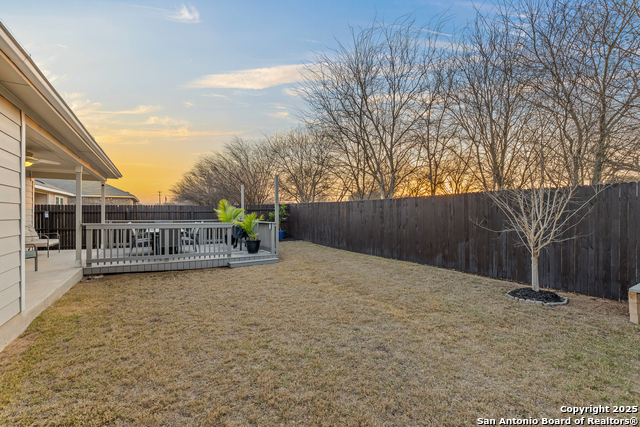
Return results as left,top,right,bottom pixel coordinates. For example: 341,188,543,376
232,224,248,250
25,243,38,271
181,228,200,251
130,227,153,255
25,224,60,257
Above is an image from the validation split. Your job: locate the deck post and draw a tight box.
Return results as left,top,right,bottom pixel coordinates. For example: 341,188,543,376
274,174,279,255
86,227,93,267
75,166,83,268
241,184,245,211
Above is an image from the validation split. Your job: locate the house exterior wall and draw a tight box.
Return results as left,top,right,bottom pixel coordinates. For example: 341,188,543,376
34,191,66,205
34,192,47,204
0,95,22,328
68,196,135,206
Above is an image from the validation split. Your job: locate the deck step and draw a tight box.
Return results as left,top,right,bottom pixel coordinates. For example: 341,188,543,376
228,257,279,268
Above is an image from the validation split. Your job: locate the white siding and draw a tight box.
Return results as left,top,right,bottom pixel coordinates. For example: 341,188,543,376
0,95,21,327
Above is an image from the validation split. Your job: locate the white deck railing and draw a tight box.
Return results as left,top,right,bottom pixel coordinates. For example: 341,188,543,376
84,222,234,267
256,222,278,255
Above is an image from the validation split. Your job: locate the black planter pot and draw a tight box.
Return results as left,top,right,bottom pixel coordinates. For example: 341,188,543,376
246,239,261,254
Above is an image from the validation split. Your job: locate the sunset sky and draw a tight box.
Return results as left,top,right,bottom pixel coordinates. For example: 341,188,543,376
1,0,478,204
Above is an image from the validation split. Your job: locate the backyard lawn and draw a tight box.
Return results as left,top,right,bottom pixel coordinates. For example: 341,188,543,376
1,241,639,426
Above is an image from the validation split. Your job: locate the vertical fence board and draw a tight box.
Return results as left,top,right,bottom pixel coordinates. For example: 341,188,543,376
619,183,630,296
628,183,638,290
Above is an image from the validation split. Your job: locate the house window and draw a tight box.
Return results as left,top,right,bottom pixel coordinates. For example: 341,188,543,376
55,196,63,205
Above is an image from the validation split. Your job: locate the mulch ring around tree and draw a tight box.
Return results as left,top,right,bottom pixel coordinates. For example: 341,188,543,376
506,287,568,307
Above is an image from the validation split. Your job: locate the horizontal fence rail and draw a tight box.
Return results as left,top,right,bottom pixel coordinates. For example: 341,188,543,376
288,183,640,301
84,222,234,267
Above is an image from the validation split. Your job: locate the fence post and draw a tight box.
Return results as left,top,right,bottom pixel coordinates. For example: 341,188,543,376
274,176,279,256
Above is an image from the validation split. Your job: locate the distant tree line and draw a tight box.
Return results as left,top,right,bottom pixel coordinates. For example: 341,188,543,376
172,0,640,205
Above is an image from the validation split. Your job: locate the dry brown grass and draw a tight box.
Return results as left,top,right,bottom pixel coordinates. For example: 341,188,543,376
1,241,639,426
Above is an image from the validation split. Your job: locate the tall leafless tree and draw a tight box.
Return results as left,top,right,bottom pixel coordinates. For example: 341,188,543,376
171,137,275,206
266,127,334,203
514,0,640,185
452,9,534,191
408,60,461,196
300,14,450,199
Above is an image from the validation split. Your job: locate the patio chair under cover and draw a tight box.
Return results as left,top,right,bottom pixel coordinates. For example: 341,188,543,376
232,224,248,250
25,224,60,257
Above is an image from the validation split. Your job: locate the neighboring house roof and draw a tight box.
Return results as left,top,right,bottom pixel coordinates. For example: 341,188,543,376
34,179,75,197
38,179,139,203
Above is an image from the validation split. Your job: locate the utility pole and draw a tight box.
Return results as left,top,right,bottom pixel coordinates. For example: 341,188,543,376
158,191,162,205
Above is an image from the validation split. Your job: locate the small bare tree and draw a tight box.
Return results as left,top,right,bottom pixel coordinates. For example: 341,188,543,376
487,141,598,292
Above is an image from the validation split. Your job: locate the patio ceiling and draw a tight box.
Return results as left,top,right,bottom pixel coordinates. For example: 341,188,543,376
26,120,103,181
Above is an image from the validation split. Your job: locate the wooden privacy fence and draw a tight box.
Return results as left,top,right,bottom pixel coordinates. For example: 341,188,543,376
245,204,290,226
288,183,640,301
34,205,219,249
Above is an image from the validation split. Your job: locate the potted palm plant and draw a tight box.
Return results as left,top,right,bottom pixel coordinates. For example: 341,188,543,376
234,212,263,254
268,204,288,240
215,199,245,248
214,199,244,222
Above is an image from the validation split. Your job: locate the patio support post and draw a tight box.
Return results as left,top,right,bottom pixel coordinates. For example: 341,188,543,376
75,166,83,268
19,110,26,312
274,175,279,255
241,184,244,211
100,181,106,250
101,182,106,223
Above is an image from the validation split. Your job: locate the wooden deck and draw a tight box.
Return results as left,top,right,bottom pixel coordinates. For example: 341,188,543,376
82,221,279,275
83,247,278,275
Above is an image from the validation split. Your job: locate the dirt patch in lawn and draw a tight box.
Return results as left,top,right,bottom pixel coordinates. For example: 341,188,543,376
1,241,639,426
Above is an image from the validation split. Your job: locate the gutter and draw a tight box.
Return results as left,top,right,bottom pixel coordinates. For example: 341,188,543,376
34,184,75,197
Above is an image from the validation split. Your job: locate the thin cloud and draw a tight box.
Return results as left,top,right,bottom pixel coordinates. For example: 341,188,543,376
201,93,227,98
111,105,161,115
183,101,194,108
72,101,161,116
186,64,305,90
64,92,85,100
283,87,304,97
143,116,189,126
136,4,200,24
270,111,289,118
167,4,200,23
96,139,150,146
40,68,66,83
94,127,242,142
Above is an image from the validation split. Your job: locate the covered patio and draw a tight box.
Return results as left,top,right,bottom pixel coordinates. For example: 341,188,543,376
0,249,81,351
